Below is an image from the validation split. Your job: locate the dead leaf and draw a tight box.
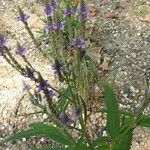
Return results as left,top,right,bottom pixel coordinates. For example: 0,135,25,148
89,6,98,17
105,11,119,19
30,19,43,29
139,16,150,23
99,59,109,71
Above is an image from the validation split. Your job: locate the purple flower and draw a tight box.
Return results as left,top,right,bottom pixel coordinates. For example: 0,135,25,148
59,112,72,126
36,80,51,92
72,37,85,49
52,21,65,31
64,9,75,16
69,106,82,120
44,23,51,32
44,4,54,17
77,38,85,48
52,60,66,75
59,21,65,31
51,0,59,9
0,35,7,56
16,14,30,23
0,47,5,56
15,46,27,56
52,22,59,30
0,35,7,47
24,67,35,80
74,107,82,119
78,1,89,22
49,90,56,98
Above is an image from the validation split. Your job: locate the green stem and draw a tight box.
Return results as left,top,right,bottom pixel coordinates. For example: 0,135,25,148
65,74,77,105
79,117,94,150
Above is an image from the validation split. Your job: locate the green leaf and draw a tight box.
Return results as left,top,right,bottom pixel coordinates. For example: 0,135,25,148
115,128,134,150
137,116,150,128
103,82,120,140
120,118,134,133
73,136,87,150
57,88,72,112
113,117,135,150
6,122,74,146
92,136,110,147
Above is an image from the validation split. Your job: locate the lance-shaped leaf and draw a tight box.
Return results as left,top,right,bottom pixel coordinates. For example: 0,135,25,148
6,122,74,146
115,128,134,150
92,136,110,147
73,136,87,150
57,88,72,112
103,82,120,140
137,116,150,128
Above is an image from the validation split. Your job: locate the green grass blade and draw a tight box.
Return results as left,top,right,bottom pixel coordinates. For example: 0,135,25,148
57,88,72,112
92,136,110,147
103,82,120,140
6,122,74,146
115,128,134,150
137,116,150,128
73,136,87,150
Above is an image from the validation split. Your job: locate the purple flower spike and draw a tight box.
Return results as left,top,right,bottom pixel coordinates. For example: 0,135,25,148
24,67,35,80
59,21,65,31
59,112,72,126
52,22,59,30
15,46,27,56
16,14,30,23
52,21,65,31
44,23,51,32
52,60,66,75
64,9,75,16
36,80,51,92
74,107,82,119
78,1,89,22
72,38,85,49
51,0,59,9
0,35,7,47
76,38,85,49
0,35,7,56
49,90,56,98
0,47,5,56
44,4,54,17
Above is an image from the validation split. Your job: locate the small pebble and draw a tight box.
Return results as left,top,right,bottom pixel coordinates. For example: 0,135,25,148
42,113,48,119
22,138,26,142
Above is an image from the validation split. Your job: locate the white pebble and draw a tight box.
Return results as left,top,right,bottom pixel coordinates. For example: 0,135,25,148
40,137,45,142
102,130,107,136
22,138,26,142
130,86,135,92
42,113,48,119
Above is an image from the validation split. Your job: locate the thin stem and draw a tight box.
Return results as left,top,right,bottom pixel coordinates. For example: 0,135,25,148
79,117,94,150
17,111,43,117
